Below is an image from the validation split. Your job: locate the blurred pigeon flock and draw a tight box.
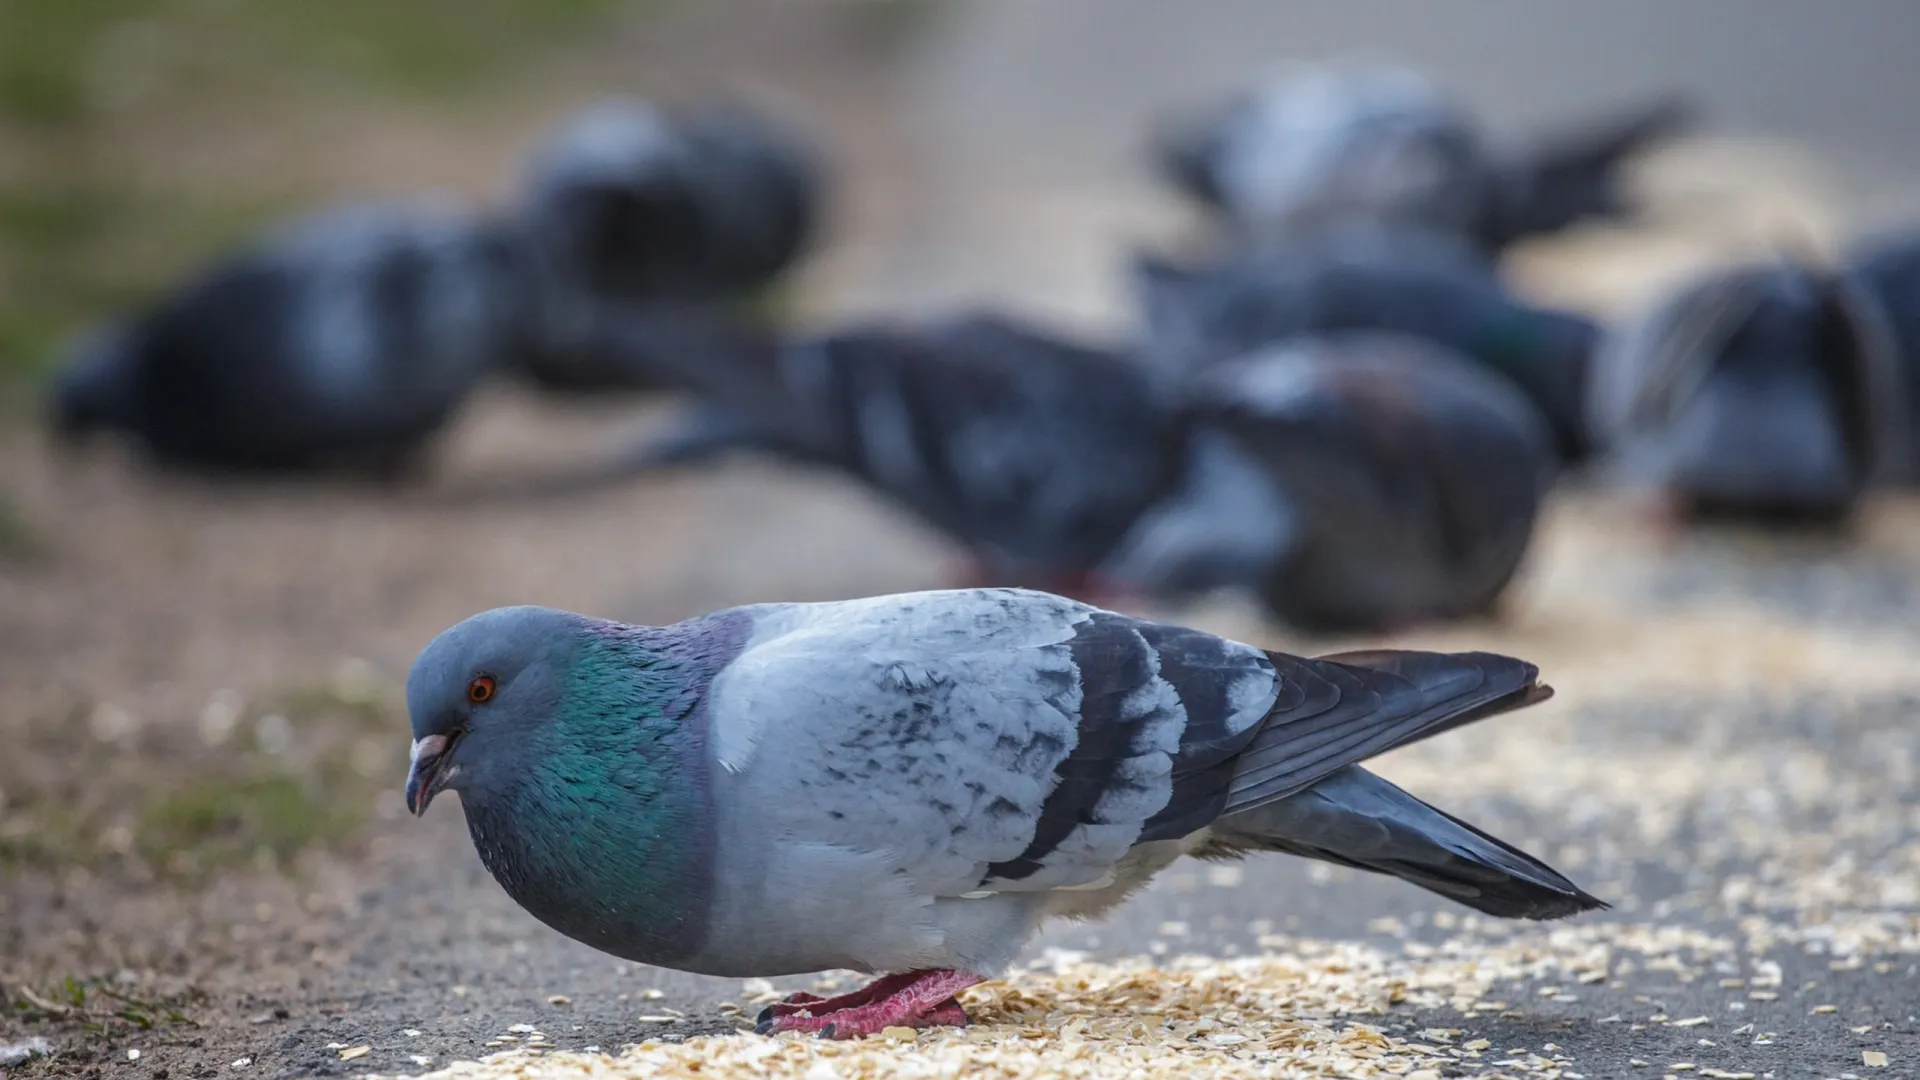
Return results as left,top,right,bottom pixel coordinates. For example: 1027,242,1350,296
38,58,1920,630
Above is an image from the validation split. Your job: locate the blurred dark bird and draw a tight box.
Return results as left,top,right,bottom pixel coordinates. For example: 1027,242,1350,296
1102,334,1554,634
510,98,822,392
1840,227,1920,484
567,309,1548,632
48,201,525,476
1588,257,1907,524
1131,226,1598,461
575,309,1180,600
1154,61,1690,255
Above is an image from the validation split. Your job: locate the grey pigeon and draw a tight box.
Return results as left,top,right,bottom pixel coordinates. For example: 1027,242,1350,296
510,98,821,392
1589,257,1907,523
47,201,525,476
563,308,1552,632
1155,60,1689,255
567,308,1181,599
1131,227,1598,461
404,588,1604,1037
1840,227,1920,484
1105,333,1554,633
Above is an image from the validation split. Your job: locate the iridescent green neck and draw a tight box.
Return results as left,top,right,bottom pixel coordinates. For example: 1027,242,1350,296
462,618,741,966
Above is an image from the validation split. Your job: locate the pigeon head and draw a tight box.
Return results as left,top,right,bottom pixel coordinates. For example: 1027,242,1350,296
403,604,741,968
403,605,592,816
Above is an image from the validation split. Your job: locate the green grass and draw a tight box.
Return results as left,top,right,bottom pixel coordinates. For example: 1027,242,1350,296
0,491,39,560
0,0,648,383
0,0,638,127
137,774,358,874
1,681,407,879
0,183,287,378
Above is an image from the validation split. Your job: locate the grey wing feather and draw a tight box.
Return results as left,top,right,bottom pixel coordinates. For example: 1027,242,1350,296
708,589,1279,898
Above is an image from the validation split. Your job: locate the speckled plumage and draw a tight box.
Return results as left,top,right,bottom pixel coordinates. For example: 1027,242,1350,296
405,589,1602,994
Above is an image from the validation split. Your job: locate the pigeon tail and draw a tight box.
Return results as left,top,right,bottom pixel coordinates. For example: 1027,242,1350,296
1205,648,1602,920
1478,95,1693,249
1211,765,1606,920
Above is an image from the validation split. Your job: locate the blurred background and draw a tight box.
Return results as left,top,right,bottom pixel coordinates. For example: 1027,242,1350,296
3,2,1919,1075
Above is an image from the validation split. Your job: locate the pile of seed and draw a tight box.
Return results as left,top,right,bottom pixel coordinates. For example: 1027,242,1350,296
372,918,1808,1080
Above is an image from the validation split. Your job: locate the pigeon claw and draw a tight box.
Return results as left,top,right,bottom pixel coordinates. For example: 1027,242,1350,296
758,969,985,1039
756,990,827,1027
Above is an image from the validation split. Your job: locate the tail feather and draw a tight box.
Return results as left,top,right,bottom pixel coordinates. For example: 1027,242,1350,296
1212,765,1605,920
1480,95,1693,248
1313,649,1556,753
1226,650,1545,810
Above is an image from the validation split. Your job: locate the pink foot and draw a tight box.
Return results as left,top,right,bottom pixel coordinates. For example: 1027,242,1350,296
758,969,985,1039
755,973,918,1024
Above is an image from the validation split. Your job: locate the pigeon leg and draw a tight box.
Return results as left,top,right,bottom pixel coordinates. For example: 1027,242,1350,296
760,969,985,1038
755,972,919,1024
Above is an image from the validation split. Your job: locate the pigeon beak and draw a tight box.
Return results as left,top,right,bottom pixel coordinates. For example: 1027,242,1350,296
405,732,456,816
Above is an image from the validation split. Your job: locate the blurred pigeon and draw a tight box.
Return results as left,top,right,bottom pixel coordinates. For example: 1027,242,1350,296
1840,227,1920,484
48,201,526,475
405,588,1603,1036
1132,228,1598,460
511,98,822,391
1104,334,1554,633
1155,60,1689,253
570,308,1180,598
1589,257,1907,522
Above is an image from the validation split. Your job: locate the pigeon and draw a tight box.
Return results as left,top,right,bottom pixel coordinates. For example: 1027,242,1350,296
1103,333,1554,633
47,201,527,475
1154,60,1689,255
1839,227,1920,484
565,307,1182,598
1588,256,1907,523
509,98,822,392
564,309,1550,632
1131,228,1598,461
404,588,1604,1037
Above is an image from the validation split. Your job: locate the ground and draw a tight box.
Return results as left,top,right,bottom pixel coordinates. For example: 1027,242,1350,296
4,4,1920,1078
5,411,1920,1078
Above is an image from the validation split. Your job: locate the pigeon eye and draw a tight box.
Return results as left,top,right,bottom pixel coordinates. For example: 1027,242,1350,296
467,675,497,704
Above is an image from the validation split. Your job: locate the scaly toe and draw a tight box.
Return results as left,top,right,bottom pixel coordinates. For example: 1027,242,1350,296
923,998,970,1027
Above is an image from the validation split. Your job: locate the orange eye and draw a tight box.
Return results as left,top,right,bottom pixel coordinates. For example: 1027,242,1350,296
467,675,497,704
